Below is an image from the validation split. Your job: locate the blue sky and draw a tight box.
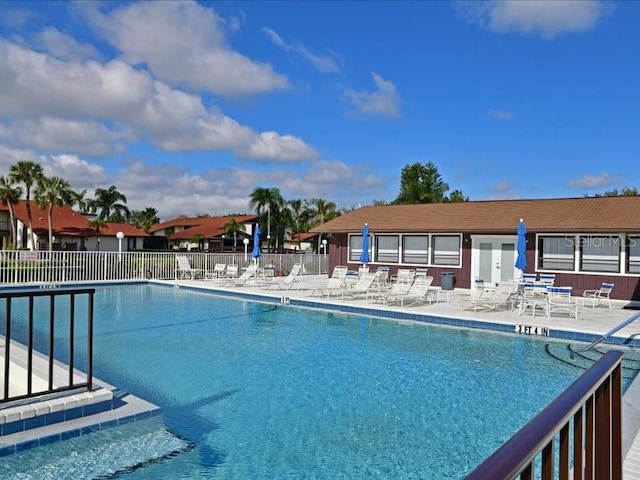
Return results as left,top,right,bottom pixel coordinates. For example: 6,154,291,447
0,1,638,220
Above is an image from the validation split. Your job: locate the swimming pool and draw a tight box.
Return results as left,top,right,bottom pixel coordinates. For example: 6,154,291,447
4,284,638,479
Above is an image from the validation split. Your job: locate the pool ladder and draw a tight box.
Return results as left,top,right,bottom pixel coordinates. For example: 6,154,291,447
580,311,640,352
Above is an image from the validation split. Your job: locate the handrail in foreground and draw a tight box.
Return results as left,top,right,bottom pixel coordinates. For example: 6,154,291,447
465,349,623,480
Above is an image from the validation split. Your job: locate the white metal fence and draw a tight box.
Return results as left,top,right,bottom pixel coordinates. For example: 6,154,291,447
0,250,329,285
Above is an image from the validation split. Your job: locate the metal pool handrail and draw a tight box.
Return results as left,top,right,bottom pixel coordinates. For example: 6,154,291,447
579,311,640,352
465,349,623,480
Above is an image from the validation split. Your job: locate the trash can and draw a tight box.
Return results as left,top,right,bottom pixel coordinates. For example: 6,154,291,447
440,272,455,290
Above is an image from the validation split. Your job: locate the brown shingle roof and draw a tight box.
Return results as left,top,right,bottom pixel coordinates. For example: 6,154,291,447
311,197,640,234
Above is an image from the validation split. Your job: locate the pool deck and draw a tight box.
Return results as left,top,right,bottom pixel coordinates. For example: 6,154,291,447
168,274,640,478
2,275,640,476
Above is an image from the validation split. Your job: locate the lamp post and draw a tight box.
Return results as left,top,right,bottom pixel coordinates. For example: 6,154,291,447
322,239,327,255
97,237,100,251
221,234,225,253
243,238,249,262
116,231,124,261
266,205,271,254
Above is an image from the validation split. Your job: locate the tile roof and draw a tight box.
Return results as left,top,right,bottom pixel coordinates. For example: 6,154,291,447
155,215,259,240
2,201,148,237
310,196,640,234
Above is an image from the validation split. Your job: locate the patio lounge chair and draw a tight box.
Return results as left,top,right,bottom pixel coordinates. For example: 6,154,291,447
268,263,302,290
373,272,415,304
232,263,259,286
383,275,435,307
175,255,205,280
312,265,348,297
582,282,614,308
467,281,518,312
341,272,377,300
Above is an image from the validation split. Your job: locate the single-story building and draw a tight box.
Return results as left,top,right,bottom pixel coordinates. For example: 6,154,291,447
310,196,640,302
0,200,149,251
150,215,259,251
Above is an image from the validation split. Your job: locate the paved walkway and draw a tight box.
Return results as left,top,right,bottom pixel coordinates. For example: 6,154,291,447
169,274,640,477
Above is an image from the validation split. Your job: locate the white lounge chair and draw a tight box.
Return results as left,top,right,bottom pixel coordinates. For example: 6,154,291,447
232,263,259,286
312,266,348,297
268,263,302,290
383,275,435,307
341,272,377,300
374,272,415,304
175,255,205,280
205,263,227,281
467,281,518,312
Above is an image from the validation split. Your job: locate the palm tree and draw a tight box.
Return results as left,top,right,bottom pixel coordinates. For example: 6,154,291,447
88,217,107,251
71,189,92,214
249,187,285,253
286,199,311,251
224,218,246,252
35,176,74,251
9,160,44,250
129,207,160,233
90,185,130,222
0,175,23,248
308,198,340,251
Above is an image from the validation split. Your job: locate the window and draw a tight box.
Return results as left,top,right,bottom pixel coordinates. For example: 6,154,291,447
375,236,399,263
579,235,621,273
349,235,371,263
628,236,640,274
538,236,574,271
402,235,429,264
431,235,461,266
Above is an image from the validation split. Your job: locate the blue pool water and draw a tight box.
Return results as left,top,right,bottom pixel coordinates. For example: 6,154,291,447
3,284,637,479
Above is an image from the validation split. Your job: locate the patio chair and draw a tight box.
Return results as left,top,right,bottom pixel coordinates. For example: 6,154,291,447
311,265,348,297
341,272,377,300
267,263,302,290
538,274,556,286
205,263,227,281
467,281,518,312
225,264,239,280
175,255,205,280
520,273,538,284
547,286,578,319
582,282,614,309
383,275,435,307
373,273,415,304
232,263,259,286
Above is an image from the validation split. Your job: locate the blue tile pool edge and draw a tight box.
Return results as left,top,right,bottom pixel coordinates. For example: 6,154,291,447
173,282,640,349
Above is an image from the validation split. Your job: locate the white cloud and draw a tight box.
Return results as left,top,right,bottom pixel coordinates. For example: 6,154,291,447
0,40,315,162
239,131,317,162
0,118,130,157
83,0,289,96
457,0,611,39
343,72,401,118
569,173,622,190
488,108,516,120
33,27,100,61
38,154,108,190
262,27,342,74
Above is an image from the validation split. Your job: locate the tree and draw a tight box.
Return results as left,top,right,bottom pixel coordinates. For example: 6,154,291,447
88,217,107,251
307,197,340,251
287,199,312,251
71,189,92,214
445,189,469,203
35,176,74,251
224,218,246,252
0,175,23,248
9,160,44,250
90,185,130,222
394,161,450,204
249,187,285,253
129,207,160,233
594,187,639,197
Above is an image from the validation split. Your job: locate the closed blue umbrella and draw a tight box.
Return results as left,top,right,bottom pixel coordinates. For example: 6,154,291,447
515,218,528,271
252,224,261,262
359,223,370,264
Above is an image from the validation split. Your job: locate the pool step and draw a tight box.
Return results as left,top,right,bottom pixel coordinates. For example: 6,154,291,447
6,416,194,479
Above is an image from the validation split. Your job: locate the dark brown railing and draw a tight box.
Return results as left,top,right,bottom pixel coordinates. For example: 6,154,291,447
1,288,95,404
465,349,623,480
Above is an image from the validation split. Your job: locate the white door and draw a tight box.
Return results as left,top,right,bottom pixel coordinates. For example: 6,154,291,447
473,237,517,287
